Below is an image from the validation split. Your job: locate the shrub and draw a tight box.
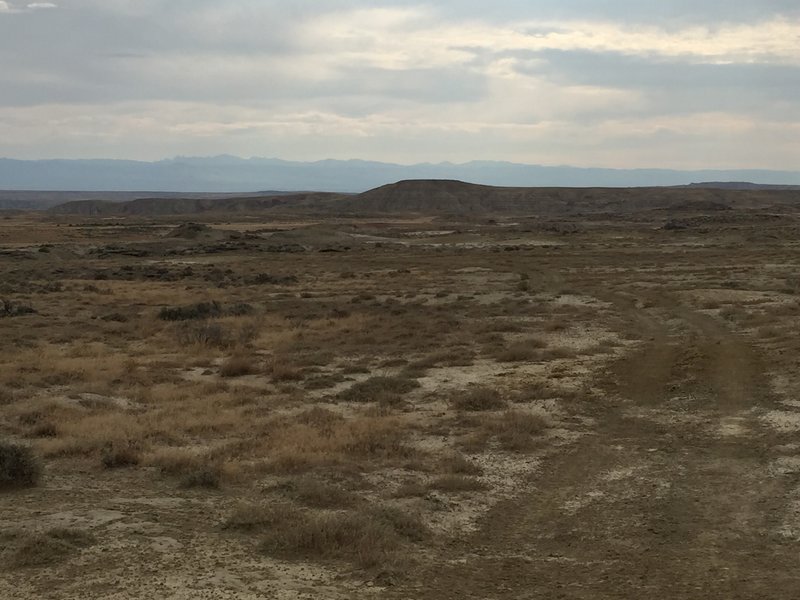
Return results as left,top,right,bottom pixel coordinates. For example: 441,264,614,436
158,301,222,321
147,448,223,488
428,475,488,493
337,375,420,404
267,358,304,382
441,452,483,476
100,441,141,469
176,321,231,348
279,476,358,509
225,503,427,570
181,466,221,489
3,528,95,569
0,442,41,490
0,386,14,405
393,481,428,498
492,337,547,362
493,411,549,452
220,355,258,378
0,299,36,318
451,386,507,412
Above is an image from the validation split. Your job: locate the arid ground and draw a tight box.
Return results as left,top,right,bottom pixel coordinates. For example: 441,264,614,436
3,193,800,598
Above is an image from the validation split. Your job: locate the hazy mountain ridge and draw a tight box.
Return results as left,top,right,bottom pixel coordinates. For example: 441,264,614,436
2,156,800,194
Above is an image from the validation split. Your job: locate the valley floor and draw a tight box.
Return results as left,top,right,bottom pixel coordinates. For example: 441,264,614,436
2,210,800,598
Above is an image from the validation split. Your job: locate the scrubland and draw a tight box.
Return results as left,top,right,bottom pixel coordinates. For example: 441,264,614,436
3,209,800,598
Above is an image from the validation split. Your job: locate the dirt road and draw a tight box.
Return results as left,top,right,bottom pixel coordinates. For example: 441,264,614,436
387,298,798,599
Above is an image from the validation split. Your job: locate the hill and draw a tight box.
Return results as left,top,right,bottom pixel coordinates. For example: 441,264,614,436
49,192,342,216
47,180,800,217
331,180,800,215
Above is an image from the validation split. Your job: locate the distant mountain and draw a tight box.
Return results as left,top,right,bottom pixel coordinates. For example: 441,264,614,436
2,156,800,194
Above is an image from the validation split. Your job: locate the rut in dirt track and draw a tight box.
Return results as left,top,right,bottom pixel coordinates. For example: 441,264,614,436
386,305,798,599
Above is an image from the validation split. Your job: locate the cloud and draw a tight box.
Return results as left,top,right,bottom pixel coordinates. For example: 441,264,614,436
0,1,797,169
0,0,57,12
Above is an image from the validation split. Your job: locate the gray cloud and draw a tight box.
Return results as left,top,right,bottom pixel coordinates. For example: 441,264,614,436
0,1,798,170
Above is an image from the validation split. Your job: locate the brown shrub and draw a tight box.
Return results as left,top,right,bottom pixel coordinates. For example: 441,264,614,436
451,386,507,412
267,358,304,382
280,476,359,509
2,528,95,569
337,375,420,404
493,411,549,452
429,475,488,493
492,337,546,362
226,503,427,571
219,355,258,378
100,440,141,469
0,442,41,490
440,452,483,476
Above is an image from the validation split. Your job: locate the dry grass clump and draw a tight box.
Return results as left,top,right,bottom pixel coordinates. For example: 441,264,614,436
451,386,507,412
277,475,359,509
492,411,550,452
159,301,224,321
145,447,225,489
408,348,476,371
266,357,304,382
219,354,259,378
264,413,417,473
491,337,547,363
175,321,231,348
0,442,41,489
393,480,428,498
337,375,420,404
1,528,95,569
456,410,550,453
429,474,488,493
538,346,580,361
225,503,428,571
37,412,150,459
440,451,483,476
100,440,141,469
0,385,14,405
159,300,252,321
543,318,569,332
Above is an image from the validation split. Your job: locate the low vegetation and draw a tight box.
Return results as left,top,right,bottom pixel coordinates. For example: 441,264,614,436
0,442,41,490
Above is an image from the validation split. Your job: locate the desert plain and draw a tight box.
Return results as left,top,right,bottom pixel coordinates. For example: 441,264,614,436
2,182,800,598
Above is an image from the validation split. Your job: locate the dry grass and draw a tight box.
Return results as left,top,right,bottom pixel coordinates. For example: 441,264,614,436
219,354,259,378
429,475,488,493
263,413,419,473
224,502,428,571
451,386,507,412
0,441,41,489
1,528,95,569
2,211,732,591
492,337,547,362
277,475,360,509
493,411,550,452
440,452,484,476
337,375,420,404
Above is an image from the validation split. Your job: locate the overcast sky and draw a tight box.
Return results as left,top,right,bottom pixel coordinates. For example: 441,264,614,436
1,1,799,169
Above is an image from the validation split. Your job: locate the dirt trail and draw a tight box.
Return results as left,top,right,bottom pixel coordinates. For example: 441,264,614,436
386,298,798,599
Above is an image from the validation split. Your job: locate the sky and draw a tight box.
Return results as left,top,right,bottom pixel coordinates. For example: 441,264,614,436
0,1,799,169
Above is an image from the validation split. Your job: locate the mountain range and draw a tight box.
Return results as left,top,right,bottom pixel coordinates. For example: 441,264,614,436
2,156,800,194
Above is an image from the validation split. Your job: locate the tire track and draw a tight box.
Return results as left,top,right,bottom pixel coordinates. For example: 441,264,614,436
386,299,798,599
